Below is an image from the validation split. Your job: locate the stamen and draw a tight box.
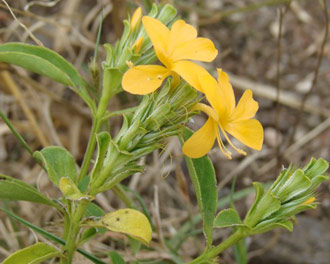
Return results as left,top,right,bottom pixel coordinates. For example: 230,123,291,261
126,61,134,68
216,132,232,159
218,123,247,156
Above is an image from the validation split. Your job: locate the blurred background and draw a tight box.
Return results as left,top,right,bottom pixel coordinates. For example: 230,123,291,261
0,0,329,263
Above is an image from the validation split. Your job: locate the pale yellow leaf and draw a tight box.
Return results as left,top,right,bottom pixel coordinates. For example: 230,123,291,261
99,208,152,245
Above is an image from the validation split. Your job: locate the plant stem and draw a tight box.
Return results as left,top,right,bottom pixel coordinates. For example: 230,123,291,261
78,76,111,183
187,231,244,264
78,117,102,183
63,199,90,264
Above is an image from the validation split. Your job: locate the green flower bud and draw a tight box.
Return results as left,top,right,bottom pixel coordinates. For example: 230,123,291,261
244,158,329,234
91,79,200,194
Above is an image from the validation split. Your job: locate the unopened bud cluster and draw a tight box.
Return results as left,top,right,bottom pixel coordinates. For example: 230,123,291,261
244,158,329,234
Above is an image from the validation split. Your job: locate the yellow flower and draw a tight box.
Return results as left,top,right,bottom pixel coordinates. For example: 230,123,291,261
122,16,218,94
182,69,264,159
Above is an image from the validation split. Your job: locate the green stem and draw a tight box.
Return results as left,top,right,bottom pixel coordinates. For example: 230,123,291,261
78,118,102,183
63,199,90,264
187,231,244,264
78,80,111,183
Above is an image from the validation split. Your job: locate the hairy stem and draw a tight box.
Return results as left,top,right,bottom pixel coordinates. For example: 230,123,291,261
62,199,90,264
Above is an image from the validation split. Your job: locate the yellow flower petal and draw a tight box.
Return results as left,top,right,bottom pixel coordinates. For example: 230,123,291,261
142,16,170,65
171,60,211,92
130,7,142,30
169,19,197,48
217,69,235,114
224,119,264,150
99,208,152,245
182,117,217,158
231,89,259,121
122,65,170,95
198,72,229,118
193,103,219,121
170,37,218,63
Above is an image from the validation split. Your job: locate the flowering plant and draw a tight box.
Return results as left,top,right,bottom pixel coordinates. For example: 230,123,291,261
0,3,328,264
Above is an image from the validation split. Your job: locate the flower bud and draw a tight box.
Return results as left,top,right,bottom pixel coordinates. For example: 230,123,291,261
130,7,142,31
244,158,329,234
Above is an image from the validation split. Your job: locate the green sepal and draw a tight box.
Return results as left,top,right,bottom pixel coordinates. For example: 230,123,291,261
117,45,133,72
214,208,245,228
303,158,329,179
275,169,311,202
144,103,172,131
147,4,158,17
119,20,131,48
33,146,77,186
156,4,177,24
98,165,144,193
252,219,293,234
103,43,113,66
91,132,111,181
2,242,61,264
245,189,281,227
0,174,57,207
244,182,264,224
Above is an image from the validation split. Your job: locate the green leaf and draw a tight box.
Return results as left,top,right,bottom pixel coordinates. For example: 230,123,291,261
109,251,126,264
180,128,218,246
95,208,152,245
0,43,95,112
33,146,77,186
0,43,84,87
214,208,243,228
0,174,57,207
2,242,61,264
85,202,105,218
0,207,106,264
